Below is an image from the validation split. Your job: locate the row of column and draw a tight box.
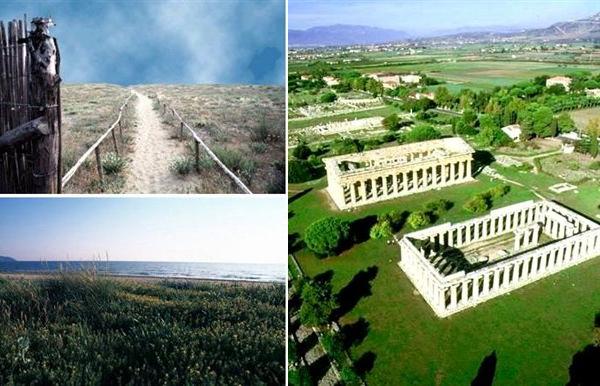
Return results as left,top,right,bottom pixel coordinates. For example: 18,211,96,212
439,229,600,314
340,157,472,207
424,205,540,250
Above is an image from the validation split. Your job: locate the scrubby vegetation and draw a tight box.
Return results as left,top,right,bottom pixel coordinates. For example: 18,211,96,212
0,275,285,385
305,217,351,256
101,152,126,175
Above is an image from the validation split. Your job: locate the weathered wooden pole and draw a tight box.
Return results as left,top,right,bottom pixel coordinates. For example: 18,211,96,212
111,129,119,155
94,147,103,183
195,140,200,172
26,17,61,193
118,120,123,141
180,122,184,140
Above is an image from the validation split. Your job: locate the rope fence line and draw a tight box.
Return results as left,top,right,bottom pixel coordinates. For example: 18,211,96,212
156,95,253,194
61,92,134,189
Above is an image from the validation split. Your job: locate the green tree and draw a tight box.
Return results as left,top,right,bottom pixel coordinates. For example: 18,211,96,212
292,142,312,160
299,279,337,327
434,86,453,107
404,124,441,143
382,113,400,131
557,112,576,133
407,211,432,229
304,217,351,256
288,160,319,183
533,106,554,137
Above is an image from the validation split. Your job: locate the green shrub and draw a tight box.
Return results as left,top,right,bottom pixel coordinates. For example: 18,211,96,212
102,152,126,175
213,148,256,183
424,199,453,214
490,184,511,199
589,161,600,170
320,91,337,103
250,142,268,154
407,211,432,229
339,365,362,385
169,156,194,175
464,194,492,213
305,217,350,256
370,220,393,240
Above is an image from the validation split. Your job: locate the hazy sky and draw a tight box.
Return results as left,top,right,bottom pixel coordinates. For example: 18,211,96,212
0,197,286,264
0,0,284,85
289,0,599,35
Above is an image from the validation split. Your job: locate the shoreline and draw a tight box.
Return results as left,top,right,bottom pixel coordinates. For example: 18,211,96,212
0,272,284,286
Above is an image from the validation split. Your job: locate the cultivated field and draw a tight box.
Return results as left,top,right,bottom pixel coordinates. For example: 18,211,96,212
0,273,285,384
137,84,286,194
569,106,600,132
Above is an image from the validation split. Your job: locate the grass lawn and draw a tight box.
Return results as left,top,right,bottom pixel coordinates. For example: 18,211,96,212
289,171,600,385
289,106,397,131
0,274,285,385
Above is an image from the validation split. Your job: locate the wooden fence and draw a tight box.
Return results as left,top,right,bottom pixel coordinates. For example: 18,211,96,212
156,95,253,194
0,16,61,193
61,92,134,190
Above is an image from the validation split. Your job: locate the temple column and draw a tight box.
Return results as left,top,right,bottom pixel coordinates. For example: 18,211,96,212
482,273,490,295
392,174,398,195
492,270,500,291
502,265,510,287
450,285,458,309
472,276,480,301
350,182,357,204
461,281,469,304
466,159,472,177
466,224,472,244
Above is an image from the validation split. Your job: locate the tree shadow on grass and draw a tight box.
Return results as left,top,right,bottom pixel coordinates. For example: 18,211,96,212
333,266,378,320
289,188,313,204
354,351,377,377
340,317,369,350
308,354,332,384
568,345,600,386
567,311,600,386
473,150,495,176
289,233,305,254
471,351,497,386
349,215,378,245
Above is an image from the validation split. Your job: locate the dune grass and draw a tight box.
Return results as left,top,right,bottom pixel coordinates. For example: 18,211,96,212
0,273,285,385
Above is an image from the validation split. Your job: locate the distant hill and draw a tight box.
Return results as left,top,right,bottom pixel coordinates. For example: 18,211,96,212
289,24,409,47
514,12,600,41
0,256,16,262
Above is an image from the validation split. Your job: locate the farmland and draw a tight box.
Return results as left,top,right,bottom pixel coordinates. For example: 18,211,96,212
0,273,285,385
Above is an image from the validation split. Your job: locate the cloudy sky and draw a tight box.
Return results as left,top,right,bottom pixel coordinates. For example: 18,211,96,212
0,197,286,264
289,0,599,35
0,0,284,85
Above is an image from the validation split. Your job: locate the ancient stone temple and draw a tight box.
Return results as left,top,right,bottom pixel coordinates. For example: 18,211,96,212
322,137,475,210
398,200,600,318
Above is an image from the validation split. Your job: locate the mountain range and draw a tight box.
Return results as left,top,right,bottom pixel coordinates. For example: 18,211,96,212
0,256,16,262
289,12,600,47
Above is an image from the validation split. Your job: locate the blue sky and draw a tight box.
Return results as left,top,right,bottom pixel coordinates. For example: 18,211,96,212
0,197,286,264
0,0,284,85
289,0,599,35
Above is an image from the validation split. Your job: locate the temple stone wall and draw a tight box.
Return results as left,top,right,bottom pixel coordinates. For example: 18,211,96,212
398,200,600,318
323,138,476,210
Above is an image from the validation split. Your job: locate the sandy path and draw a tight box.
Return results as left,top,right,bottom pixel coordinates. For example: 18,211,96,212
124,91,188,193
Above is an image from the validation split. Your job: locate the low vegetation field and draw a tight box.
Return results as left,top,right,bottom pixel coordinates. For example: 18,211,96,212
136,84,286,193
61,84,135,193
569,107,600,133
0,274,285,384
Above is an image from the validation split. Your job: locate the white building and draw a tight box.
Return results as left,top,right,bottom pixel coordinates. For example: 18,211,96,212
400,74,422,84
367,73,401,89
501,124,522,142
585,88,600,98
323,76,339,86
546,76,572,91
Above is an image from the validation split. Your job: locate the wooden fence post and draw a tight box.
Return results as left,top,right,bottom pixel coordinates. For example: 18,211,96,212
195,140,200,172
119,120,123,141
163,104,166,115
180,122,184,140
111,130,119,155
94,147,103,183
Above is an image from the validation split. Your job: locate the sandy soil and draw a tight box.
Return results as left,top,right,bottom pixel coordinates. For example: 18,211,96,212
124,91,191,193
